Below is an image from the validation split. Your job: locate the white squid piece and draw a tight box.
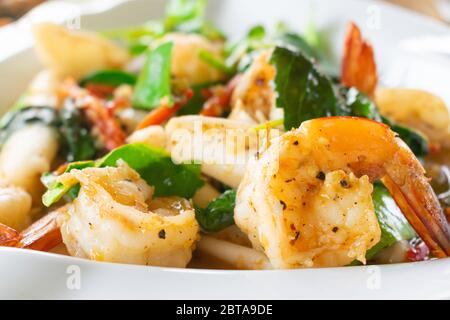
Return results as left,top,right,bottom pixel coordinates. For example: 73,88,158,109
166,116,277,189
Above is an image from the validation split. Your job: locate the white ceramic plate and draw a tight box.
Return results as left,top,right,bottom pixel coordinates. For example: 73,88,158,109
0,0,449,300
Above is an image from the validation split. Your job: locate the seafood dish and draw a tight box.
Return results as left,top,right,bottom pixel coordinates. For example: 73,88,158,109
0,0,449,270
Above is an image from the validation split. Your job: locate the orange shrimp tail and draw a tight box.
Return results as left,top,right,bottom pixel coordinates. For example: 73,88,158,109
341,22,378,98
0,223,21,247
382,147,450,258
17,210,63,252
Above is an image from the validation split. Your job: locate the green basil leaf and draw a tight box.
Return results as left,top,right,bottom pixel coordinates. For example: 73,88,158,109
79,69,137,87
271,46,429,157
98,143,204,198
270,46,345,130
42,143,204,207
195,189,236,233
132,42,174,110
41,161,95,207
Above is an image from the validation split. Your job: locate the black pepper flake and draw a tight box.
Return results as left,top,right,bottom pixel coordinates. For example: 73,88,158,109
340,180,350,188
332,227,339,233
158,229,166,240
290,231,301,245
280,200,287,210
316,171,326,181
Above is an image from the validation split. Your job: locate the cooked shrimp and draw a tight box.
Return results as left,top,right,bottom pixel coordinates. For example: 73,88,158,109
34,23,129,80
229,50,276,124
166,116,273,188
58,161,200,267
161,33,225,85
376,88,450,149
235,117,450,268
0,125,59,208
0,186,32,231
341,22,378,97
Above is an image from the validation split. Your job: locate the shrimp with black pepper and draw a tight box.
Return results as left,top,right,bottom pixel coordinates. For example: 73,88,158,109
57,161,200,267
235,117,450,268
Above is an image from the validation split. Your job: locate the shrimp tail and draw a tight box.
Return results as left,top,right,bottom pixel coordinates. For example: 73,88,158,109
0,210,63,252
341,22,378,97
383,145,450,258
16,210,62,252
0,223,22,247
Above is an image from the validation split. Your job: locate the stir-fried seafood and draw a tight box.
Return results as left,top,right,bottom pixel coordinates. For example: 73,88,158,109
58,162,200,267
0,0,448,270
235,117,450,268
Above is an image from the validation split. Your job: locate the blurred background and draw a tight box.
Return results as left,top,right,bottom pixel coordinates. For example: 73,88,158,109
0,0,449,27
